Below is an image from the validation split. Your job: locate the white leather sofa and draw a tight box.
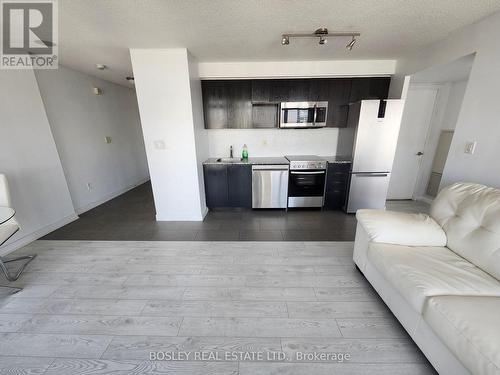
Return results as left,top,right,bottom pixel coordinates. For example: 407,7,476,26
353,182,500,375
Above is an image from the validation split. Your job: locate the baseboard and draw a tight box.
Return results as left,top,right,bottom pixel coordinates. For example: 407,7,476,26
0,213,79,256
156,212,205,222
75,177,150,214
416,195,434,205
201,206,208,220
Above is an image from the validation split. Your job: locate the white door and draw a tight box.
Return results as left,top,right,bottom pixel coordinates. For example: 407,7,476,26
387,86,438,199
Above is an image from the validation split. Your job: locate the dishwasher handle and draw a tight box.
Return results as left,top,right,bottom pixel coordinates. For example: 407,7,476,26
252,165,289,171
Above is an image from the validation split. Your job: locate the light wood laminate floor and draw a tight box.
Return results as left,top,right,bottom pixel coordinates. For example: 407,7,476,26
0,241,436,374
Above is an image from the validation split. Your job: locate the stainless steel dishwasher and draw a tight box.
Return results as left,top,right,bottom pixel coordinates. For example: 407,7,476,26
252,165,289,208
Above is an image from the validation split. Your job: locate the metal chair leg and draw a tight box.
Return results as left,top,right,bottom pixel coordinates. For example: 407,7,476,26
0,226,36,294
0,254,37,282
0,284,22,294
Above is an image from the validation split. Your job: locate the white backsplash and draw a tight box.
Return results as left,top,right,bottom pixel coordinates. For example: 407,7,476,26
207,128,340,158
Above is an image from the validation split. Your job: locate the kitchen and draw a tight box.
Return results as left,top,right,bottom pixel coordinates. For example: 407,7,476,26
201,77,404,213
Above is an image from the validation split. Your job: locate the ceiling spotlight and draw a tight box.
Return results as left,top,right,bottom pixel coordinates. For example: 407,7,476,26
96,64,107,70
346,37,356,51
126,76,135,84
281,35,290,45
319,36,327,45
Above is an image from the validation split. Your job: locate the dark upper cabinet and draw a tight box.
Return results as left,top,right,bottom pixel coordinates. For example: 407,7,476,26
269,79,289,102
252,80,272,102
349,77,390,103
326,79,352,128
226,80,252,129
202,80,252,129
227,164,252,208
308,79,330,101
203,77,391,129
202,80,228,129
203,164,228,208
203,164,252,208
287,79,310,102
252,104,278,128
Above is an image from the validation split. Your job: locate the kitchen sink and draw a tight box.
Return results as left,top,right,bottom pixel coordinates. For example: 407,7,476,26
216,157,243,163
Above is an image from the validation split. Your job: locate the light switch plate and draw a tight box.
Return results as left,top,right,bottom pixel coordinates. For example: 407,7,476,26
465,141,476,154
154,140,166,150
104,136,112,144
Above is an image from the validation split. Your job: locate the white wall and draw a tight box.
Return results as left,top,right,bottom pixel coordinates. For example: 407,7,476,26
391,11,500,189
440,80,468,131
130,48,208,221
189,53,209,212
35,66,149,213
207,128,340,158
0,70,77,255
198,60,396,79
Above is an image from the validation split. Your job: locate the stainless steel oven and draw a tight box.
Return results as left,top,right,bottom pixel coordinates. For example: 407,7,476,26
285,156,327,208
280,101,328,128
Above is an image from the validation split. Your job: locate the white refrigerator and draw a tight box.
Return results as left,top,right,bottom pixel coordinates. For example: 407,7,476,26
345,100,404,213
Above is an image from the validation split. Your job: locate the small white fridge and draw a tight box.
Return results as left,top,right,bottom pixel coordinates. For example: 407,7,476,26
345,100,405,213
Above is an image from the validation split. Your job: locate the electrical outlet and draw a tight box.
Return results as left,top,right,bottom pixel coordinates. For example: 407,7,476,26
86,183,92,191
104,136,112,144
465,141,477,154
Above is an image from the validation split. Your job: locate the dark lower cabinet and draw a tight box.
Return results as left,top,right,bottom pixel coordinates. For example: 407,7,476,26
204,164,252,208
203,164,228,208
324,163,351,210
227,164,252,208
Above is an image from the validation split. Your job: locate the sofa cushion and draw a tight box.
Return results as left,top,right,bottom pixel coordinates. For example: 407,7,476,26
368,243,500,313
431,182,500,280
424,296,500,375
356,209,447,247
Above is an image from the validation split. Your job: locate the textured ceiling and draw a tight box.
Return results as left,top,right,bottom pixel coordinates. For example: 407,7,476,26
57,0,500,86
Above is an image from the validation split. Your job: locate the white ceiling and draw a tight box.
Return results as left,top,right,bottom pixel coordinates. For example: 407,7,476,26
57,0,500,86
412,53,476,83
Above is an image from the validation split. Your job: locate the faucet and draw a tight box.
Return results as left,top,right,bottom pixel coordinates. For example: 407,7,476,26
229,145,233,158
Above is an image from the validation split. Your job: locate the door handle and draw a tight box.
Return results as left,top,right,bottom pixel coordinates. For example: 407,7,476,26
416,152,424,156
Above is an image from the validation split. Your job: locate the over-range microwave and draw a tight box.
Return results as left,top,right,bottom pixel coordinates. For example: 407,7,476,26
279,101,328,129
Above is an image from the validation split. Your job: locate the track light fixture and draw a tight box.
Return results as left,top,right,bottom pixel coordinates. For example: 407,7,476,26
281,27,360,49
346,36,356,50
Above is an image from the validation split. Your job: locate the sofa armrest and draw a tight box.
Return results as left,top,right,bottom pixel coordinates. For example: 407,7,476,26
356,209,447,247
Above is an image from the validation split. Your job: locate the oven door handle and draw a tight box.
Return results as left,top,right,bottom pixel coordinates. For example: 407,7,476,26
290,171,325,175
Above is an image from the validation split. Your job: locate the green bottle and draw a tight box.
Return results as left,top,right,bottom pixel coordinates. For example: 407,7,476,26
242,144,248,160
